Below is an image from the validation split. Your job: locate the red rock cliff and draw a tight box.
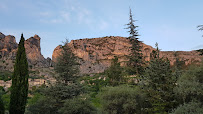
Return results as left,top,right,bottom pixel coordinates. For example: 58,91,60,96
0,32,51,70
52,36,202,74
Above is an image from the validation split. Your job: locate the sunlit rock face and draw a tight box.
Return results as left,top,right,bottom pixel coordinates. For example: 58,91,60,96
0,33,18,60
52,36,202,74
24,34,51,67
0,32,51,71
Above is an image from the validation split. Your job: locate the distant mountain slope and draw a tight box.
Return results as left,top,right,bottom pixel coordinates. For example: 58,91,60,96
53,36,202,74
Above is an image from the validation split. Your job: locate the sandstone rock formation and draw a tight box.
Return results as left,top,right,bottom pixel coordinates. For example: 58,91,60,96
0,32,51,71
0,33,18,60
24,34,51,67
52,36,202,74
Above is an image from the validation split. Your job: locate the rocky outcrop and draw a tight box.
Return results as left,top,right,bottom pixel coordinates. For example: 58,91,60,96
0,32,51,71
160,51,201,66
52,36,202,74
24,35,51,67
0,33,18,60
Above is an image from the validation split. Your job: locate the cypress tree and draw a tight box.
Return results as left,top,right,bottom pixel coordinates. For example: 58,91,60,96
126,8,144,75
0,95,5,114
9,34,29,114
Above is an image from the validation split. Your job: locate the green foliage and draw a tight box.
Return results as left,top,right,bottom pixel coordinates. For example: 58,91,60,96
173,52,186,71
171,101,203,114
141,44,177,113
105,56,124,86
27,93,43,106
125,9,145,75
54,40,80,84
42,83,84,102
81,74,109,109
27,39,86,113
26,97,58,114
0,87,5,95
172,52,185,83
59,96,96,114
174,63,203,103
9,34,29,114
2,94,10,111
0,71,12,81
196,49,203,55
88,77,108,98
98,85,146,114
0,95,5,114
26,83,84,113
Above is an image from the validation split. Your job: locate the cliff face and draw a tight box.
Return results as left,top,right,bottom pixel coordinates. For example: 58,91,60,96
0,32,51,71
24,35,52,67
0,33,18,60
52,36,202,74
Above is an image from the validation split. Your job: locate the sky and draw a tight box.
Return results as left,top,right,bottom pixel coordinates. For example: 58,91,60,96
1,0,203,58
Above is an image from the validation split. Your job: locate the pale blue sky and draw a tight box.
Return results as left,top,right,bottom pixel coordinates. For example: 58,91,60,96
1,0,203,58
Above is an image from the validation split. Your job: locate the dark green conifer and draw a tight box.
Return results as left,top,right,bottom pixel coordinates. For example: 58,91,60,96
54,40,79,84
105,56,123,86
142,43,176,113
9,34,29,114
126,8,144,75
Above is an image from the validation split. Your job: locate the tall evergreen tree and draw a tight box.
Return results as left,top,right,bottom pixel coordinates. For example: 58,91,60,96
9,34,29,114
54,40,80,84
141,43,177,113
0,95,5,114
126,8,144,75
27,40,84,113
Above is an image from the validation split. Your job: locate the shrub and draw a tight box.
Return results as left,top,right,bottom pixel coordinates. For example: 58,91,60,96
98,85,146,114
170,101,203,114
26,97,58,114
174,64,203,103
59,97,96,114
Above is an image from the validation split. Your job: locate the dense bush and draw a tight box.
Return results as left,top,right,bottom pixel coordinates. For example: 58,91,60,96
26,97,58,114
1,94,9,111
26,83,85,113
174,64,203,103
59,96,96,114
171,101,203,114
98,85,146,114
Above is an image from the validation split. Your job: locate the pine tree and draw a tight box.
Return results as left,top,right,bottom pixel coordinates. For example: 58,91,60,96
126,8,144,75
54,40,79,84
105,56,123,86
27,40,84,113
141,43,176,113
9,34,29,114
